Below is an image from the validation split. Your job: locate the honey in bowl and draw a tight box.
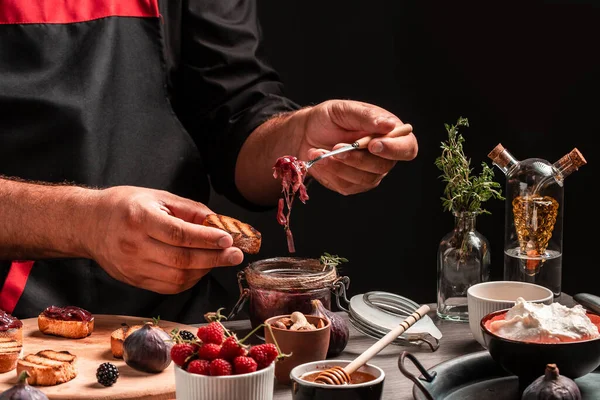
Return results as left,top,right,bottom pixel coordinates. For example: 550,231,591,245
301,370,376,385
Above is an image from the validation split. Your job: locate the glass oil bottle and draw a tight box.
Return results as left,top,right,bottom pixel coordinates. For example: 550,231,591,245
488,144,586,296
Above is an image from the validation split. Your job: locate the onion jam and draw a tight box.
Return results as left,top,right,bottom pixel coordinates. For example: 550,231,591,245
42,305,93,322
0,310,22,331
273,155,309,253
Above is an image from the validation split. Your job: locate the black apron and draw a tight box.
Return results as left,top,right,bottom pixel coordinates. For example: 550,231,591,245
0,0,229,323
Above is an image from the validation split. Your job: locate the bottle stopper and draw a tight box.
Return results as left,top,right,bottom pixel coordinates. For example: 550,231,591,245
487,143,510,168
556,148,586,176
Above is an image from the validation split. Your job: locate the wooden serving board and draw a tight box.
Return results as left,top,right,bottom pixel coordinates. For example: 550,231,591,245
0,315,198,399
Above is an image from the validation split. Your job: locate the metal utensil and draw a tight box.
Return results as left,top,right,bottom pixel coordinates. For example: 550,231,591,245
305,136,372,169
305,122,413,168
573,293,600,315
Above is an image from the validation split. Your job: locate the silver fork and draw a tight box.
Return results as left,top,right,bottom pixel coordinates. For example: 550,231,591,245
305,136,372,169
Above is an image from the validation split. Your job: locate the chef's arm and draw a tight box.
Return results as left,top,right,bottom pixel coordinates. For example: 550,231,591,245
0,177,93,260
234,108,309,206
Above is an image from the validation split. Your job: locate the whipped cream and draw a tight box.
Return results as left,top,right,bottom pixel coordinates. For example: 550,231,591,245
489,297,600,342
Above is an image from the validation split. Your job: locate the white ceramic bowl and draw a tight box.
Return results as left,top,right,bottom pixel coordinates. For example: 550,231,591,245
174,362,275,400
467,281,553,347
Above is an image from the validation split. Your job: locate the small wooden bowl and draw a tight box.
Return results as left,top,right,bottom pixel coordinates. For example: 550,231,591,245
264,314,330,385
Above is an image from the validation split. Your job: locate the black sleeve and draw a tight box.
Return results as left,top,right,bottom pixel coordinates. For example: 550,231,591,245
172,0,300,210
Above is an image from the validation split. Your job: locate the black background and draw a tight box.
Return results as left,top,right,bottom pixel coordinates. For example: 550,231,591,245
208,1,600,311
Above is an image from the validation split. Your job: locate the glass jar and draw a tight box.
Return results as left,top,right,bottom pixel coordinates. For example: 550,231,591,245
231,257,349,330
437,211,491,322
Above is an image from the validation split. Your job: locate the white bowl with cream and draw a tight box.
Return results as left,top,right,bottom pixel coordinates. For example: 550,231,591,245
467,281,553,347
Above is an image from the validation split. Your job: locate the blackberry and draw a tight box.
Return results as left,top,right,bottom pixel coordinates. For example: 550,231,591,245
96,362,119,387
179,329,197,342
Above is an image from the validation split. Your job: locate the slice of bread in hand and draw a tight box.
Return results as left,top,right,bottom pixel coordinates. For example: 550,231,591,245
202,214,262,254
110,324,144,358
17,350,77,386
0,338,23,373
38,314,94,339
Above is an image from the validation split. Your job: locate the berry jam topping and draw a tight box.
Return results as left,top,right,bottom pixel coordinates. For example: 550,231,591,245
273,155,309,253
0,310,22,331
42,305,93,322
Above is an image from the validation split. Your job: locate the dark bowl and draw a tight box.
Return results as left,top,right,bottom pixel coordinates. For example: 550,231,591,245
481,308,600,388
290,360,385,400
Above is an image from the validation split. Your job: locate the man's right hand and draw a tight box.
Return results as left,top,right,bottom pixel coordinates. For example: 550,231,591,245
86,186,244,294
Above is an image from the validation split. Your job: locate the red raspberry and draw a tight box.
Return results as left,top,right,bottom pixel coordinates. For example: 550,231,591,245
209,358,233,376
170,343,197,367
219,336,247,360
233,356,257,375
197,343,222,361
186,359,210,375
197,322,224,345
248,343,279,369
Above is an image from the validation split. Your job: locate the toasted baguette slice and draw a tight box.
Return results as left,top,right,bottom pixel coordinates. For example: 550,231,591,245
110,324,144,358
0,338,23,373
16,350,77,386
38,314,94,339
202,214,262,254
0,326,23,345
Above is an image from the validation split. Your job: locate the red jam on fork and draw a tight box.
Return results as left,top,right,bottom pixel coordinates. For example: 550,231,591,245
273,156,309,253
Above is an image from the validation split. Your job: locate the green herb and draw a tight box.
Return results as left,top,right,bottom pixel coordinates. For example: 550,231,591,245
319,252,348,271
434,117,504,215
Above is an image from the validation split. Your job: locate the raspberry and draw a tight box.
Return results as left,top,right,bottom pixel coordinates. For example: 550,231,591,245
197,322,224,345
171,343,197,367
197,343,222,361
96,362,119,387
219,336,247,360
187,359,211,375
209,358,232,376
248,343,279,369
233,356,257,375
179,329,197,342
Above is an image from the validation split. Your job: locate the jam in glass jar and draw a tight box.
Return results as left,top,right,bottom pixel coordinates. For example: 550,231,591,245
233,257,347,330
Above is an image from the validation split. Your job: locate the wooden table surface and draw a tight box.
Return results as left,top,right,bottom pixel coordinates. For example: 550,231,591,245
216,293,576,400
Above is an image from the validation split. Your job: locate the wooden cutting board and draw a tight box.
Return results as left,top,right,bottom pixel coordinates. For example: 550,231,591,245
0,314,198,399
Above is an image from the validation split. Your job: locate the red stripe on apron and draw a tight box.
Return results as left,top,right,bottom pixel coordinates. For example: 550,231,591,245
0,0,159,25
0,261,34,313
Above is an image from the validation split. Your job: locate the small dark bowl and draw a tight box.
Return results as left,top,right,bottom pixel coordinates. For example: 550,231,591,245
290,360,385,400
481,309,600,389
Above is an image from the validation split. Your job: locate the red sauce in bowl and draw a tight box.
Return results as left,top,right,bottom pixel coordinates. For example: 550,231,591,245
42,305,93,322
485,311,600,343
0,310,22,331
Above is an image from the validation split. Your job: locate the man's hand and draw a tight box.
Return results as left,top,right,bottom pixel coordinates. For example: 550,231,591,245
87,186,243,294
298,100,418,195
235,99,418,205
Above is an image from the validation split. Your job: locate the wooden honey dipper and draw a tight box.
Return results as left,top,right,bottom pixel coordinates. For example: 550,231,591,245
314,304,431,385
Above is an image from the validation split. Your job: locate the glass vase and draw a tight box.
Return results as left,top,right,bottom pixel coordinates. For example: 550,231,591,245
437,211,491,322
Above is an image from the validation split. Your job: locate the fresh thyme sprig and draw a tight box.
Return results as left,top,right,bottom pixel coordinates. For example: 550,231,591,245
319,252,348,271
434,117,504,215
